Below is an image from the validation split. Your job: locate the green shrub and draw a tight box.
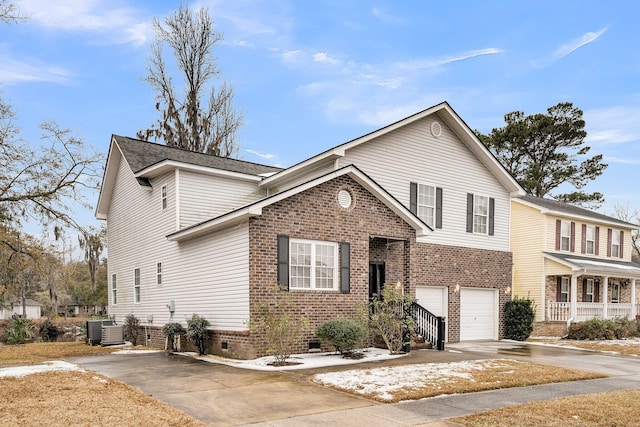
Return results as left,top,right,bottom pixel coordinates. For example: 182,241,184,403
316,318,365,355
124,314,141,346
566,317,638,340
186,314,210,355
162,322,186,351
370,285,415,354
504,297,536,341
3,316,36,344
39,319,61,342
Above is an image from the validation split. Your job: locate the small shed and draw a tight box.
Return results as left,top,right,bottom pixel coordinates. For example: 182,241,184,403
0,299,42,320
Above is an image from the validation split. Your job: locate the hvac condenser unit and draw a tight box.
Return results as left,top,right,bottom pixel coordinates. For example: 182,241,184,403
101,325,125,346
86,319,113,345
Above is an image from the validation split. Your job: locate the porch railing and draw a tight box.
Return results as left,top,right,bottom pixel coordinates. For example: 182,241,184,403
547,302,636,322
410,302,445,351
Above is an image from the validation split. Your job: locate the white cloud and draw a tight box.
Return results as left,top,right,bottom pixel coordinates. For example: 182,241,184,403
397,48,503,71
282,49,303,62
313,52,341,66
0,50,72,85
371,7,404,25
553,28,607,59
585,105,640,145
603,156,640,165
245,149,275,159
17,0,154,46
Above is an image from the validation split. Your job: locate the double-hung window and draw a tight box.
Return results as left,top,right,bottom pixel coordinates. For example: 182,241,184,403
585,225,595,255
473,195,489,234
611,281,620,303
134,268,141,304
111,274,117,305
611,230,621,258
559,277,569,302
584,278,594,302
289,239,337,290
161,185,167,210
560,221,571,251
417,184,436,228
156,262,162,286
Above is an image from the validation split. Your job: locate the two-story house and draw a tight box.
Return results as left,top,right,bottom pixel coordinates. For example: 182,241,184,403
511,195,640,329
96,102,525,359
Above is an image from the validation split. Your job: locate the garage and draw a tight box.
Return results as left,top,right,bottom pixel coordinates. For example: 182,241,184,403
459,288,498,340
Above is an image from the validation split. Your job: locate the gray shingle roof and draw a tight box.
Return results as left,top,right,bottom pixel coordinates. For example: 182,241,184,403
113,135,282,177
519,195,637,228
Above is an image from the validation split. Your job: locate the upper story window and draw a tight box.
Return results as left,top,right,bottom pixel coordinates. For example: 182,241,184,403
156,262,162,286
585,225,595,255
611,230,621,258
417,184,436,228
466,193,494,235
161,185,167,210
111,274,117,305
560,221,571,251
289,239,337,290
134,268,141,304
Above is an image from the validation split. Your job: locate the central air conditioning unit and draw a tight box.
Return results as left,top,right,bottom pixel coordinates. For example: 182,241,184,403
86,319,113,345
101,325,125,346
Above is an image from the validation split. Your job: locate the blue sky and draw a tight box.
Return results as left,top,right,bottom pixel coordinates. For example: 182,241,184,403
2,0,640,232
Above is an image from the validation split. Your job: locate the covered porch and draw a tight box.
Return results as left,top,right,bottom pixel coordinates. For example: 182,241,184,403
544,252,640,322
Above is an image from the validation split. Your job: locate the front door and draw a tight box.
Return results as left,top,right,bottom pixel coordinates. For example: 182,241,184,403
369,262,385,301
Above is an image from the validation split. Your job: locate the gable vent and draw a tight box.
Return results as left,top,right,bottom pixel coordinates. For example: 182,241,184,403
337,189,353,209
431,121,442,137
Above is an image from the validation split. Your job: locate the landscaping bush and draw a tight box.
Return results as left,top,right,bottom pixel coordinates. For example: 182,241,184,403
39,318,62,342
250,285,309,365
504,297,536,341
370,285,415,354
566,317,638,340
3,316,36,344
124,314,141,346
186,313,210,355
162,322,186,352
316,318,365,355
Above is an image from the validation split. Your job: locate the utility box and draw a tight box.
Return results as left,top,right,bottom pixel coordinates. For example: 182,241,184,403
101,325,125,346
86,319,113,345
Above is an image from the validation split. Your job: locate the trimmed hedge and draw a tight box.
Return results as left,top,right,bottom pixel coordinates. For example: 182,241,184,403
316,318,365,355
566,317,639,340
504,297,535,341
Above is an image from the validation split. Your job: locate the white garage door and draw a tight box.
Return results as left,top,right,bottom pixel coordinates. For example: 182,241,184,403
415,286,447,318
460,288,497,341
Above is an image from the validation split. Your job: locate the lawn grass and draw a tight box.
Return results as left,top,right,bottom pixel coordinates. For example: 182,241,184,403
453,388,640,426
0,341,118,366
0,370,208,427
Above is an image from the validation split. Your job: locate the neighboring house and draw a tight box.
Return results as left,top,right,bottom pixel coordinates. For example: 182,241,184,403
511,195,640,325
0,299,42,320
96,102,525,359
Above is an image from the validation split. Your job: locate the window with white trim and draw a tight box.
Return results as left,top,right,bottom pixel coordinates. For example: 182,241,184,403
611,230,621,258
585,278,594,302
161,185,167,210
560,221,571,251
560,277,569,302
134,268,141,303
417,184,436,228
111,274,117,305
289,239,337,290
585,225,595,255
156,262,162,286
473,195,489,234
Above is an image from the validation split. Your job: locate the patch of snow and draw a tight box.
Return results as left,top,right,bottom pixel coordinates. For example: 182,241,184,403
92,375,108,383
185,347,405,371
113,349,163,355
312,359,515,401
0,361,84,378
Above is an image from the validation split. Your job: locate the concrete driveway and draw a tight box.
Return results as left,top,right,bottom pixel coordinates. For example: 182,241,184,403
69,342,640,426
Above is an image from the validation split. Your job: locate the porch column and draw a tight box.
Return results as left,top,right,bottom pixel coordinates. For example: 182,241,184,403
602,276,609,319
631,279,637,318
570,275,578,319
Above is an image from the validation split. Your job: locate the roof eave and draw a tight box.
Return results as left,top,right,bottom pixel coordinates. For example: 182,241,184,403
138,160,264,182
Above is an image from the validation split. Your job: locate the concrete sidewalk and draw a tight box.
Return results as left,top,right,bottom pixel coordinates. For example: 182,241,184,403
69,342,640,426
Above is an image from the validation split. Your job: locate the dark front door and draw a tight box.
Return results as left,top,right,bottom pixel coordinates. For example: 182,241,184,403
369,262,385,301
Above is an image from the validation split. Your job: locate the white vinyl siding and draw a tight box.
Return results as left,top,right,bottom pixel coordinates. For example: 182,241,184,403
106,153,250,330
178,169,265,229
290,239,338,290
335,118,511,251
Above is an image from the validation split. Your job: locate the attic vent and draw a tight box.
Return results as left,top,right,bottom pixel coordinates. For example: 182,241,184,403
431,121,442,137
337,189,353,209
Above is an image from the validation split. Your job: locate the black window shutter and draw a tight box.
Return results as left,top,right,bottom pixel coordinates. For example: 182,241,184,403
466,193,474,233
435,187,443,229
340,242,350,294
488,197,495,236
409,182,417,215
277,235,289,291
